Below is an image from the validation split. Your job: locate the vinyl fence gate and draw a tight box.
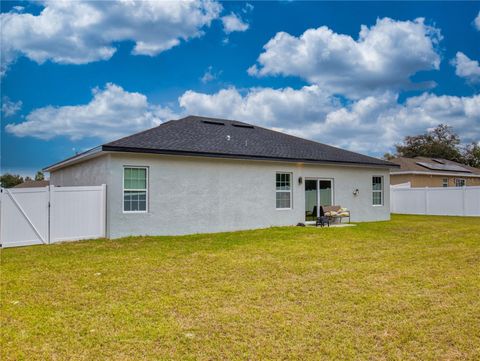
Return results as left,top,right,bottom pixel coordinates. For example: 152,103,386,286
0,185,106,248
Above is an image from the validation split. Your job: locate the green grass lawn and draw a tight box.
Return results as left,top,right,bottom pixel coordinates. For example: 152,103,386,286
1,215,480,360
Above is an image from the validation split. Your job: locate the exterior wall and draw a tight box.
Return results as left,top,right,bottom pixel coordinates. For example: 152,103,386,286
50,153,391,238
391,174,480,188
50,154,111,187
105,153,390,238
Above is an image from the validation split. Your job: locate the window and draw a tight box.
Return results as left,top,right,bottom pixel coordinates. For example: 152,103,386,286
372,176,383,206
276,173,292,209
442,178,448,187
455,178,466,187
123,167,148,212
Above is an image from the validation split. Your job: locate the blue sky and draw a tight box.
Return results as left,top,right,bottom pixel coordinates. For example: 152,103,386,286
1,1,479,177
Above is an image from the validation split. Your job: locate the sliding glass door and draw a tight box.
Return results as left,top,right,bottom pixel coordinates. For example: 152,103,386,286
305,179,333,221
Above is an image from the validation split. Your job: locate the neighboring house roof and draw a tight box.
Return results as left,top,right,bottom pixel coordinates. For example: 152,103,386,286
44,115,398,171
389,156,480,177
13,180,50,188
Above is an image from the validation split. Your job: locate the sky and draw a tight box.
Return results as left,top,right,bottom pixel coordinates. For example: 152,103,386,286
1,0,479,177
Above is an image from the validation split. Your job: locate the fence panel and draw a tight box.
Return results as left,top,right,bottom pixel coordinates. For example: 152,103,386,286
465,187,480,215
50,185,106,243
390,186,480,217
1,185,106,248
390,187,427,215
0,187,49,247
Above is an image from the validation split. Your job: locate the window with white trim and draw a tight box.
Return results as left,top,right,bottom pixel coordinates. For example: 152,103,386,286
276,173,292,209
442,178,448,187
123,167,148,212
455,178,465,187
372,176,383,206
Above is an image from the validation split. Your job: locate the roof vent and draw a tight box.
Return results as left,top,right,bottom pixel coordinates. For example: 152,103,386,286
232,123,254,129
432,158,445,164
202,120,225,126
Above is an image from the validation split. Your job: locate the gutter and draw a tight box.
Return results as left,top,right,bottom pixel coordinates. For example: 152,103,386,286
102,145,399,169
44,145,399,172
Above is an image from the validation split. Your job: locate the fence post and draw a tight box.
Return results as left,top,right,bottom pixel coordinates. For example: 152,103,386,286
101,184,107,238
390,187,394,213
462,186,466,216
424,187,429,215
0,189,3,246
47,185,53,244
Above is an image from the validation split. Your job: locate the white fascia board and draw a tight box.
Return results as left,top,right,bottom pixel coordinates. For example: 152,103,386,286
43,146,105,172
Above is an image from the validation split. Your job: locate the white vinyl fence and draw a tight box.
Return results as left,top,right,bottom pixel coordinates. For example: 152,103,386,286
0,185,106,248
390,186,480,216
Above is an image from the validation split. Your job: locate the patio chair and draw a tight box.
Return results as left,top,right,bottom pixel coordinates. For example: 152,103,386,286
306,206,317,221
316,206,330,227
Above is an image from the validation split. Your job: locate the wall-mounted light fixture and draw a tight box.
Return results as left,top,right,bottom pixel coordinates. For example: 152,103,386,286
298,176,303,185
353,188,359,196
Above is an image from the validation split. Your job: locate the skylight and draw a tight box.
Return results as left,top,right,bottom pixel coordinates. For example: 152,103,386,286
202,120,225,126
232,123,254,129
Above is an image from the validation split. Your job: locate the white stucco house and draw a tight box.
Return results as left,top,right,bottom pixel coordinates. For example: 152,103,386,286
44,116,399,238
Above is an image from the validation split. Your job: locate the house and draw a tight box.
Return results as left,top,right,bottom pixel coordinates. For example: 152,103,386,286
44,116,398,238
13,180,50,188
389,156,480,188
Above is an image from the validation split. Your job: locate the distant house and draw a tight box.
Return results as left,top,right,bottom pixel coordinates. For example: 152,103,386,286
389,156,480,188
44,116,398,238
14,180,49,188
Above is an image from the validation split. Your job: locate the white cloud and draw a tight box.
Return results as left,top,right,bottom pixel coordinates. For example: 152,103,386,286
1,0,222,75
452,52,480,83
200,66,222,83
5,83,176,141
221,13,249,34
1,97,22,117
243,3,254,13
306,93,480,153
474,12,480,31
178,87,480,155
179,85,340,129
8,83,479,157
248,17,441,98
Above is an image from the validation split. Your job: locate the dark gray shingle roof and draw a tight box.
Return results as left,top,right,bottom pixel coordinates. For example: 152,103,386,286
102,115,396,167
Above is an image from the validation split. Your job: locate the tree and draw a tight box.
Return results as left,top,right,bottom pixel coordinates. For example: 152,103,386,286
462,142,480,168
383,152,395,160
35,171,45,181
0,174,24,188
395,124,462,162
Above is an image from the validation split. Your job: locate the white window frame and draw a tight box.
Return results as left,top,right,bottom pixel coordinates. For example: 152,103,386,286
276,172,292,210
122,166,149,213
372,175,384,206
442,178,449,187
455,178,466,187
